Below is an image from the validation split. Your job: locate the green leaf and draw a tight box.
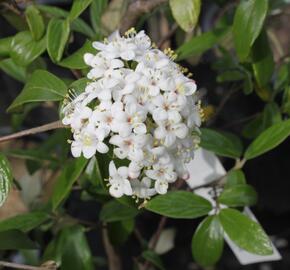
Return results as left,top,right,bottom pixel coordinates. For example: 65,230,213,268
83,156,104,187
0,153,12,207
200,128,243,159
100,200,138,222
242,113,264,139
142,250,165,270
59,40,95,69
90,0,108,35
192,216,224,266
219,208,273,255
176,28,229,60
52,157,88,210
218,184,257,207
169,0,201,32
252,30,274,87
69,0,93,21
107,219,134,246
25,5,45,41
38,5,95,38
262,102,282,129
47,18,70,63
145,191,212,219
43,225,94,269
8,70,67,112
0,36,12,57
0,58,26,83
0,211,49,232
10,31,46,66
225,169,246,188
0,230,37,250
282,86,290,115
61,226,94,270
233,0,268,60
244,119,290,160
217,70,245,82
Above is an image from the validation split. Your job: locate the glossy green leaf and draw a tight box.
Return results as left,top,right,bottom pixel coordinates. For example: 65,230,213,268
59,40,95,69
233,0,268,60
169,0,201,32
61,226,94,270
252,30,274,87
10,31,46,66
0,211,49,232
218,184,257,207
43,225,94,269
145,191,212,219
0,36,12,57
244,119,290,160
84,156,104,187
90,0,108,35
47,18,70,63
38,5,95,38
262,102,282,129
0,153,12,207
8,70,67,112
192,216,224,266
107,219,134,246
100,200,138,222
200,128,243,159
177,28,229,60
52,157,88,210
0,58,26,83
225,169,246,188
219,208,273,255
142,250,165,270
0,230,37,250
25,5,45,41
69,0,93,21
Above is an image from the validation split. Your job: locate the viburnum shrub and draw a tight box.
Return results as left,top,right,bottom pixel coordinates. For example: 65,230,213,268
0,0,290,269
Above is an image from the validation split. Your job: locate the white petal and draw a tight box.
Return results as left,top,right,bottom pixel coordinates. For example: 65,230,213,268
109,184,123,198
133,123,146,134
122,180,133,196
109,161,117,176
83,145,97,158
71,143,82,157
155,180,168,194
84,53,94,65
118,167,128,178
174,123,188,139
96,142,109,153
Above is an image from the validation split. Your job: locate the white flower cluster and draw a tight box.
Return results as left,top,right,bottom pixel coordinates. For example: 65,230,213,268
62,29,201,200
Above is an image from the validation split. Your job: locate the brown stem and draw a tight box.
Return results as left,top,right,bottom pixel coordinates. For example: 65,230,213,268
157,23,178,49
0,120,65,144
120,0,168,35
0,261,46,270
102,224,122,270
140,216,167,270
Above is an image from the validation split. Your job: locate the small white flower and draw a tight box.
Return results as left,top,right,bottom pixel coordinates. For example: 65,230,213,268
108,161,132,198
71,127,109,159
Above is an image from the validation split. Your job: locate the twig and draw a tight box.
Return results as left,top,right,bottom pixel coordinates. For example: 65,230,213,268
120,0,168,35
157,23,178,48
0,261,46,270
102,224,122,270
0,120,65,144
140,216,167,270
